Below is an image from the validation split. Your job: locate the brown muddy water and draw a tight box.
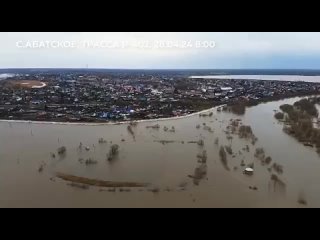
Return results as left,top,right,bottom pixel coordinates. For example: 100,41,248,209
0,96,318,208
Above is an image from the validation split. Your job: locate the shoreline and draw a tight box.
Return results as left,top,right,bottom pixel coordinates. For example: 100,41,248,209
1,92,319,126
0,105,224,126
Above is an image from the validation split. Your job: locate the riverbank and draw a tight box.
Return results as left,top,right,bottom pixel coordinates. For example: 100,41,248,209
1,90,319,126
0,105,224,126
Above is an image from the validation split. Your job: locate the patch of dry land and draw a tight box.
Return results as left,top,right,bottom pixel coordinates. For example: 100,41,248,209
9,80,47,89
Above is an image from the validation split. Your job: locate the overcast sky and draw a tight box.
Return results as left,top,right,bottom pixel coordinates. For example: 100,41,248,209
1,32,320,69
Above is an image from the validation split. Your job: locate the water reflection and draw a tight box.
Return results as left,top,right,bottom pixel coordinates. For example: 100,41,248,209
1,96,320,207
268,175,286,195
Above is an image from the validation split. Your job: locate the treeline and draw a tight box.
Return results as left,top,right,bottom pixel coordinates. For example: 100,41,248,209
275,97,320,153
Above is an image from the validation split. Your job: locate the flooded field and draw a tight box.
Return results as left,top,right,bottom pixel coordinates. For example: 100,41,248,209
0,96,319,208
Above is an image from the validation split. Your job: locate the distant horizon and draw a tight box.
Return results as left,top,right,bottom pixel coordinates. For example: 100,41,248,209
2,33,320,69
2,68,320,70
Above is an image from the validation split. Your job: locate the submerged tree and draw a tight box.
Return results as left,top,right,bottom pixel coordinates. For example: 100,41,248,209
274,112,284,120
219,146,230,171
254,148,265,160
239,125,253,138
98,138,107,144
85,158,98,165
272,163,284,174
127,125,135,139
294,98,318,117
57,146,66,155
197,150,207,163
197,139,204,147
225,145,233,155
107,144,120,161
229,103,246,115
280,104,294,113
264,156,273,165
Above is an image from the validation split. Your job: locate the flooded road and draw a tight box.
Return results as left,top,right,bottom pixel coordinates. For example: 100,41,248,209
0,97,318,207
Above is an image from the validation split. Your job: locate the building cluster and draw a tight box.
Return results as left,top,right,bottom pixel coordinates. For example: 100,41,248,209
0,72,319,122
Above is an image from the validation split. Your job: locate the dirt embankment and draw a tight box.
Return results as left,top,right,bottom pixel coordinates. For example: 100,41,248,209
56,172,148,188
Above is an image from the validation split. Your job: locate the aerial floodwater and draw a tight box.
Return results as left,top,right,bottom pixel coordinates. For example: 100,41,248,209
190,75,320,83
0,96,318,207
